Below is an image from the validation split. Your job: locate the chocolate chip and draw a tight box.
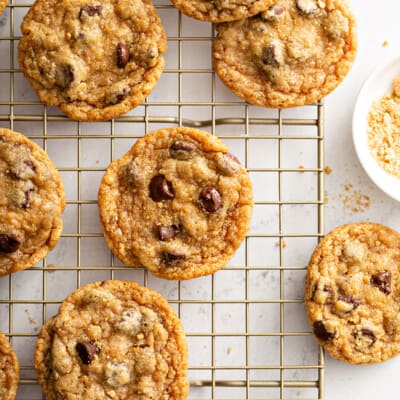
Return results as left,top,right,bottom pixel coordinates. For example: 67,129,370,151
360,328,377,345
22,187,35,209
116,87,130,104
162,252,185,263
313,320,335,341
23,159,34,170
337,293,361,309
371,271,391,294
199,186,222,212
296,0,319,15
0,234,20,253
259,4,285,21
169,141,196,160
79,4,103,19
56,64,74,88
76,342,100,365
216,152,241,176
158,224,179,241
261,41,284,66
116,43,130,68
149,175,174,202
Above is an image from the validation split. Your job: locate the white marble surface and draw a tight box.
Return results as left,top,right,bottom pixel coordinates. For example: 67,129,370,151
325,0,400,398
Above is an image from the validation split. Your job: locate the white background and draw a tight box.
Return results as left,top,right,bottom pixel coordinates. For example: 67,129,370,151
325,0,400,398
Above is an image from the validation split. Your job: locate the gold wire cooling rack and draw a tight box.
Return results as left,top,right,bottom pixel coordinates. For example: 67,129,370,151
0,1,325,399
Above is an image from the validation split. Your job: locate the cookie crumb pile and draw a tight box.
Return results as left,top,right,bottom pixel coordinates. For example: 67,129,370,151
35,280,189,400
306,223,400,364
368,75,400,178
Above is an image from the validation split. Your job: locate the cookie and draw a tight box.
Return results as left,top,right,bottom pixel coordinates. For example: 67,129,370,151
0,0,7,16
212,0,357,108
35,280,189,400
170,0,274,23
0,331,19,400
98,127,253,280
0,128,65,276
305,222,400,364
18,0,167,121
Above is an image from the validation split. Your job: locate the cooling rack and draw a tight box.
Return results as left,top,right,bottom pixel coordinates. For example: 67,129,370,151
0,0,325,399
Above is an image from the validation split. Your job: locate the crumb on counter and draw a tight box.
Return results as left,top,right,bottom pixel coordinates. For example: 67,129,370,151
382,40,389,47
368,75,400,178
298,164,305,171
324,166,332,175
339,184,370,213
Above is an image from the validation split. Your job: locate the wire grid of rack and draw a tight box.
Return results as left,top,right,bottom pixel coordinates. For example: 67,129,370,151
0,0,325,399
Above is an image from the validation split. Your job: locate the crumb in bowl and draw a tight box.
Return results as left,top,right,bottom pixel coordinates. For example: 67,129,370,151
368,75,400,178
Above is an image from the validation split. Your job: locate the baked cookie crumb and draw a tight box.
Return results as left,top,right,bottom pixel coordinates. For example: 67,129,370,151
368,75,400,178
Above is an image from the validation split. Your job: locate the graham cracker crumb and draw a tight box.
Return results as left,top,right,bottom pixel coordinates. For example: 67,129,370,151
324,166,332,175
382,40,389,47
368,75,400,178
324,196,329,204
46,263,57,273
227,346,232,355
24,309,40,331
340,184,370,213
298,164,305,171
281,240,287,249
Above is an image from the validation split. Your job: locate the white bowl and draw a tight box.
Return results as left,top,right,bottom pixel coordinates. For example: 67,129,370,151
353,56,400,201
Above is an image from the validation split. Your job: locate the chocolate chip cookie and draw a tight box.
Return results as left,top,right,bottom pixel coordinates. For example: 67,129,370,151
0,0,7,16
171,0,274,23
35,280,189,400
0,128,65,276
0,331,19,400
98,127,253,280
305,222,400,364
18,0,167,121
212,0,357,108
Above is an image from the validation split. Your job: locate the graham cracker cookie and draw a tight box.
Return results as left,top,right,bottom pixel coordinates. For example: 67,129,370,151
35,280,189,400
0,128,65,276
212,0,357,108
18,0,167,121
0,331,19,400
171,0,274,23
305,222,400,364
98,127,253,280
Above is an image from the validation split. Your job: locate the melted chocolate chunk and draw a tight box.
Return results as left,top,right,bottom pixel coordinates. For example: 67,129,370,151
162,252,185,263
116,43,130,68
169,141,196,160
360,328,377,345
79,4,103,19
313,320,335,341
261,42,284,66
76,342,100,365
149,175,174,202
371,271,392,294
337,293,361,309
199,186,222,212
216,152,241,176
158,224,179,241
260,4,285,21
0,234,21,253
